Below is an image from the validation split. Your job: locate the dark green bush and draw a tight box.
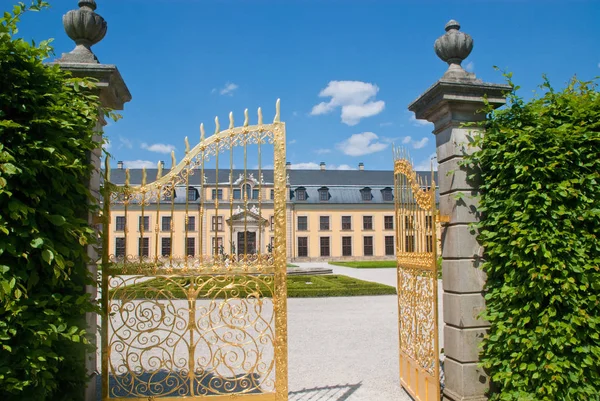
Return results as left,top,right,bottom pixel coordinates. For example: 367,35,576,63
0,2,103,400
467,75,600,400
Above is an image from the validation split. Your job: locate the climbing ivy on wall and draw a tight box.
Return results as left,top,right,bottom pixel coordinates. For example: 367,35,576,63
0,2,103,400
465,74,600,400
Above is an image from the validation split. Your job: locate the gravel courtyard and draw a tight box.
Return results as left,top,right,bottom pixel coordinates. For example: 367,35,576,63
287,262,411,401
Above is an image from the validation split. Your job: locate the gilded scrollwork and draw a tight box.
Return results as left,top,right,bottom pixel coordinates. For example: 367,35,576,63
394,149,440,400
101,101,288,400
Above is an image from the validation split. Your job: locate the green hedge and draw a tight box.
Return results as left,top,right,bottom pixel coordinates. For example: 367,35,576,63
466,75,600,400
0,3,102,400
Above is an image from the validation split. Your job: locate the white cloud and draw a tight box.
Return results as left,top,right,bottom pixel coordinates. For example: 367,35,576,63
212,82,238,96
465,61,475,72
289,139,297,145
409,113,433,127
336,132,388,156
123,160,156,169
334,164,355,170
310,80,385,126
141,142,176,154
315,148,331,155
414,153,438,171
402,136,412,144
118,136,133,149
380,122,393,127
413,137,429,149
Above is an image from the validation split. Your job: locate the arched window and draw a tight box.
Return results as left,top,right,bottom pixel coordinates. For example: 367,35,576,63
242,183,252,200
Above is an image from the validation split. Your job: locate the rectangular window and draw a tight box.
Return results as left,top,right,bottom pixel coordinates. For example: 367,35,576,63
116,216,126,231
187,188,197,201
362,191,371,201
364,236,373,256
212,189,223,200
297,216,308,231
342,216,352,230
252,189,260,200
298,237,308,257
342,236,352,256
162,216,171,232
161,238,171,257
186,237,195,257
212,216,223,231
270,189,275,200
384,216,394,230
363,216,373,230
139,216,150,232
296,189,306,201
115,238,125,257
270,216,274,231
383,190,393,201
405,216,414,230
233,189,241,200
138,237,149,257
212,237,223,255
385,236,395,256
187,216,196,231
320,237,330,257
426,235,433,253
319,216,330,230
426,215,433,229
405,235,415,252
319,190,328,201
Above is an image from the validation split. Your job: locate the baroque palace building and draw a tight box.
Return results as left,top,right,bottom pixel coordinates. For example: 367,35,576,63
107,162,438,262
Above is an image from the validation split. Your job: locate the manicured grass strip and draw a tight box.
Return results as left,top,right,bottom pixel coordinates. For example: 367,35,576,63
110,275,395,299
287,264,299,268
329,261,397,268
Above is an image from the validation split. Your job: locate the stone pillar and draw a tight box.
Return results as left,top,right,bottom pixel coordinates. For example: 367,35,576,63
53,1,131,400
409,20,509,401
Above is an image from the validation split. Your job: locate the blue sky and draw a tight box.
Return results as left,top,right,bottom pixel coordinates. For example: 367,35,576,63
16,0,600,171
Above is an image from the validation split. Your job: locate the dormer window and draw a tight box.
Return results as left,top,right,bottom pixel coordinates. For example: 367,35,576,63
187,187,198,201
318,187,329,202
296,187,307,201
361,187,372,202
382,187,393,202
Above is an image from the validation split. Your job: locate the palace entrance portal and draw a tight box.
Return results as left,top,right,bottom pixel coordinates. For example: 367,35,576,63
237,231,256,255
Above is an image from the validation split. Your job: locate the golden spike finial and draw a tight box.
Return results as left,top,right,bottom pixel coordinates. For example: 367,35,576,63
200,123,205,141
171,150,176,169
142,167,147,186
214,116,220,134
258,107,263,125
105,155,110,182
184,136,190,154
125,168,130,186
157,160,163,179
243,109,249,127
274,98,281,123
229,111,234,129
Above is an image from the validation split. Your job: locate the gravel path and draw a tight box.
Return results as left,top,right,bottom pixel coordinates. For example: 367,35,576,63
288,295,411,401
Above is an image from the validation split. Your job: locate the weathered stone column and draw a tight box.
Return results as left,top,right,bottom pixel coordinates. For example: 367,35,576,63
409,21,509,401
53,1,131,400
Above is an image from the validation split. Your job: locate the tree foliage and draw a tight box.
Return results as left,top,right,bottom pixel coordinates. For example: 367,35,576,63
0,2,102,399
466,74,600,400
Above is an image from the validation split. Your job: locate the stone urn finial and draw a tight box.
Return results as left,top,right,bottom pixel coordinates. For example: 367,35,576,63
434,20,474,77
61,0,107,63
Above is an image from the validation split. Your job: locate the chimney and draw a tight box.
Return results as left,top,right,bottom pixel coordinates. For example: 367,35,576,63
160,160,165,168
358,162,364,171
117,161,124,169
286,162,291,170
320,162,326,171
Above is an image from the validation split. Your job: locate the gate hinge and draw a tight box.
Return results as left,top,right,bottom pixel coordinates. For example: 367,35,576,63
436,214,450,223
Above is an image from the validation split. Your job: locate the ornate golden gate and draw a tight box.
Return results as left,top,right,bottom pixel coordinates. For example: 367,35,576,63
394,148,441,400
100,101,288,400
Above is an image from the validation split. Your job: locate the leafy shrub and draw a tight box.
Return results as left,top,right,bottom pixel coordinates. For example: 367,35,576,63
466,75,600,400
0,2,103,400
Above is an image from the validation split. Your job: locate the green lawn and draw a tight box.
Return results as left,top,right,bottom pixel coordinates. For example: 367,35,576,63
329,261,397,269
110,274,396,299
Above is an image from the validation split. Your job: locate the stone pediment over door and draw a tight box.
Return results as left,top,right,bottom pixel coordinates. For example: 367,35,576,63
226,206,269,228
